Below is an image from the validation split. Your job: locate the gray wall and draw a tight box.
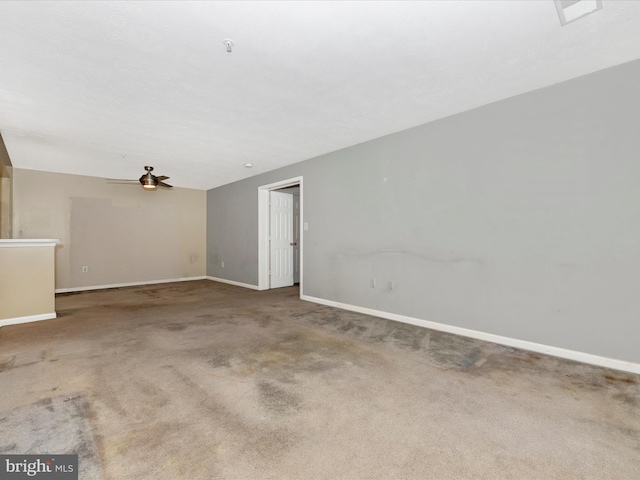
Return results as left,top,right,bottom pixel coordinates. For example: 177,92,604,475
207,58,640,364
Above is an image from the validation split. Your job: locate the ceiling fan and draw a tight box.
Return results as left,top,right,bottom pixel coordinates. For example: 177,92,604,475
107,166,173,191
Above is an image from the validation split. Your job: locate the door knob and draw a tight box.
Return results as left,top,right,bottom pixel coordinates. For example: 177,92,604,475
290,242,297,246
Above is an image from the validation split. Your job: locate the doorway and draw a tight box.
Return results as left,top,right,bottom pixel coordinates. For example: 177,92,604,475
257,176,303,294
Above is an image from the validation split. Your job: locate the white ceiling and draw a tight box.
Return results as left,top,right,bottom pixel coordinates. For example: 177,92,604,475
1,1,640,190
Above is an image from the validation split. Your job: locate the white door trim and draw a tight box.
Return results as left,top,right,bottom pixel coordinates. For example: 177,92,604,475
258,176,303,294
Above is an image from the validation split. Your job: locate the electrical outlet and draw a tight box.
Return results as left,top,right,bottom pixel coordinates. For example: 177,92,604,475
82,266,89,273
369,278,376,288
388,281,395,291
221,261,224,268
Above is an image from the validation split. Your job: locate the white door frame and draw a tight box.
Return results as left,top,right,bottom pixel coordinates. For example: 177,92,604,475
258,176,303,294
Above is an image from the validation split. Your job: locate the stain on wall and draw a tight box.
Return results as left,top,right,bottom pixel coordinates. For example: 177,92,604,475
13,168,206,289
70,197,182,287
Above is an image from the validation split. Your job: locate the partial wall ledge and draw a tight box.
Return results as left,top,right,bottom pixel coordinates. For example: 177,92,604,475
0,238,59,327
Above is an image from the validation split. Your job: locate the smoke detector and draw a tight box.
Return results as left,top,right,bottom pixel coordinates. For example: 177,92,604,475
555,0,602,26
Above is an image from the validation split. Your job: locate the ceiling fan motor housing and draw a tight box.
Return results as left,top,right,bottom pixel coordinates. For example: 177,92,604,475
140,171,158,189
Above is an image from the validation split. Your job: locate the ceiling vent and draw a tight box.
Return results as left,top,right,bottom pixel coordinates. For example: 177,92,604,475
555,0,603,26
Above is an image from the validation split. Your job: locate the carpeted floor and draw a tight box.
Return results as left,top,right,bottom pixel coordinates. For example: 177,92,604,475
0,280,638,479
0,393,102,479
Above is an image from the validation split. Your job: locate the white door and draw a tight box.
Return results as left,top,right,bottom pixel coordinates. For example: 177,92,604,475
270,191,294,288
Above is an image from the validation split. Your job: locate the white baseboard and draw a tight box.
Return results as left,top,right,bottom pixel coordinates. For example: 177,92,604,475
55,276,208,294
0,312,57,328
300,294,640,375
206,276,260,290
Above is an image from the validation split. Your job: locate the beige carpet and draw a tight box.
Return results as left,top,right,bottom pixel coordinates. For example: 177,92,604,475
0,280,638,479
0,393,102,479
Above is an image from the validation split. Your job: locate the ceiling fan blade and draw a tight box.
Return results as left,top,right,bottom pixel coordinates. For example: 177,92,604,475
106,168,172,190
106,179,138,184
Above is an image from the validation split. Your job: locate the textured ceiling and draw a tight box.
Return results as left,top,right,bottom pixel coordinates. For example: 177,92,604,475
1,1,640,190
